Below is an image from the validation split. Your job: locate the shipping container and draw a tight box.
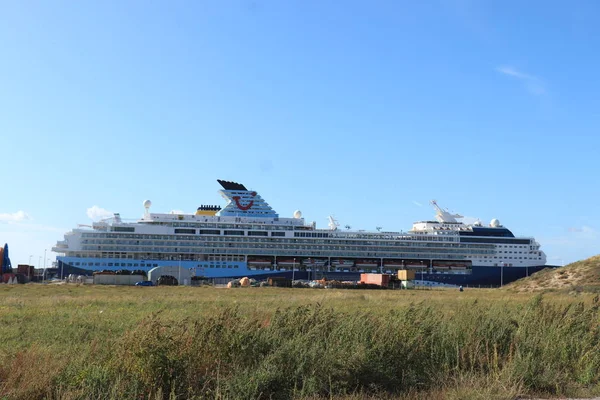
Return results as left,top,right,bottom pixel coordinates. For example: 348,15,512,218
397,270,416,281
359,273,391,287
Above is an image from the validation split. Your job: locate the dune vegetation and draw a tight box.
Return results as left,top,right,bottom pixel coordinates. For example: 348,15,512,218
507,255,600,293
0,283,599,400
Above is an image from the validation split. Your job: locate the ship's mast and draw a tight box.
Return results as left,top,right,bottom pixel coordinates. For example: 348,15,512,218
430,200,463,223
328,216,339,231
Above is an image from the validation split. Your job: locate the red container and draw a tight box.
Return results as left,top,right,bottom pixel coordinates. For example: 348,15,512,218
360,273,390,286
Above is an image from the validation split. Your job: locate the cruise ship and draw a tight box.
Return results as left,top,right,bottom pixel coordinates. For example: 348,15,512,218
52,180,550,286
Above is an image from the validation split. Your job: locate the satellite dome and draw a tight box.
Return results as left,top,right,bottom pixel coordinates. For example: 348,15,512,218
490,218,501,227
143,200,152,208
293,210,302,219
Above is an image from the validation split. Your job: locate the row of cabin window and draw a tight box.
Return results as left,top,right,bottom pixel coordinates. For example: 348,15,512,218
73,262,158,267
172,229,287,236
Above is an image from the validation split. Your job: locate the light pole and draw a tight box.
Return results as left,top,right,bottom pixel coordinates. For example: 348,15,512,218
501,262,504,287
29,255,33,266
420,261,424,286
292,257,295,285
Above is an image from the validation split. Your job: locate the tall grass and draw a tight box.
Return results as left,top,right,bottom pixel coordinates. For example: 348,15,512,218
1,288,599,399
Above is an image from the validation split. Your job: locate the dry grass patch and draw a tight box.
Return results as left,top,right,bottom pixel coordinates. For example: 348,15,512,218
507,255,600,293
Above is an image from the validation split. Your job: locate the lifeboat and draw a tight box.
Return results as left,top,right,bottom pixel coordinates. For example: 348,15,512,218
355,259,379,268
331,259,355,267
302,258,326,266
247,258,272,267
276,258,299,267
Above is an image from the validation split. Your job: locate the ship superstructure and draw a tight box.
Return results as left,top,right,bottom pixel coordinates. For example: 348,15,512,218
53,180,548,286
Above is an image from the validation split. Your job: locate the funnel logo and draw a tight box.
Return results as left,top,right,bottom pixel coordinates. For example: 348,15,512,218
232,192,257,211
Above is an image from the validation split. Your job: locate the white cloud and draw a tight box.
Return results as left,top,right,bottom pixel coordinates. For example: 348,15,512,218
86,206,113,221
540,225,599,265
496,66,534,80
0,211,31,223
412,201,423,207
567,226,596,235
496,65,546,95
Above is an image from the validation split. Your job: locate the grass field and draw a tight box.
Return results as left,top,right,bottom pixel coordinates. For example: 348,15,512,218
1,284,599,399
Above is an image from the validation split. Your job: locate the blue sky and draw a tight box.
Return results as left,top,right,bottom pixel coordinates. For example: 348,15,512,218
1,0,598,267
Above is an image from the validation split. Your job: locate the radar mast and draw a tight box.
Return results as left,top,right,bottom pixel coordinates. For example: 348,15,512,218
430,200,463,223
328,216,339,231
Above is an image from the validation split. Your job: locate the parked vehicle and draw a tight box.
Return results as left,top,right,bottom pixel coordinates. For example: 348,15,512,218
135,280,154,287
